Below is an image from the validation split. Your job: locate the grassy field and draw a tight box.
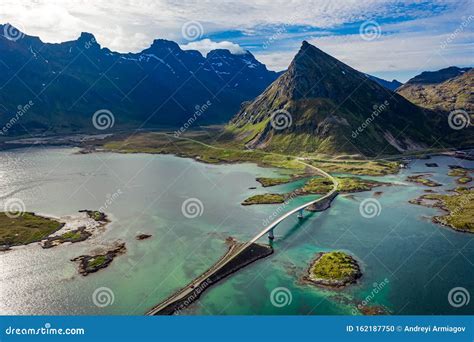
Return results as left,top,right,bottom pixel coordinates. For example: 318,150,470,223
411,187,474,233
98,131,400,176
0,212,64,247
242,194,285,205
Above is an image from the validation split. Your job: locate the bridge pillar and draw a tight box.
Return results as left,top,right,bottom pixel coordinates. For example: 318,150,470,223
268,228,274,240
297,209,304,219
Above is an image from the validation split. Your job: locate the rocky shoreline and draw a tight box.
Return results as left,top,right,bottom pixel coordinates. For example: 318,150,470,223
409,187,473,233
40,210,110,248
71,241,126,276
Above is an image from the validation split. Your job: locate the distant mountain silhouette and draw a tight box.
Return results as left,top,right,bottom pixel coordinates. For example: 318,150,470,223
366,74,403,91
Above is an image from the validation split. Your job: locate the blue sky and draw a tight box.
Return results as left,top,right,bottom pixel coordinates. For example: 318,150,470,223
1,0,472,82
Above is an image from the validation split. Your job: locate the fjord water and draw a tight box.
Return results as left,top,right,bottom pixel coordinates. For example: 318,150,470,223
0,148,472,315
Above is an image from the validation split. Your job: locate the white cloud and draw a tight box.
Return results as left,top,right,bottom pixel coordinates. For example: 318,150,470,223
255,10,474,80
0,0,471,80
180,39,246,56
0,0,443,52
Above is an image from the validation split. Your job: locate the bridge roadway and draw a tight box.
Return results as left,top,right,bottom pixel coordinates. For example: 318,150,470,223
146,160,338,315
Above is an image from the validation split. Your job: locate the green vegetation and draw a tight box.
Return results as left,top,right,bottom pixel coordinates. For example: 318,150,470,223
242,176,386,206
42,227,92,249
458,177,472,184
0,212,64,248
256,177,292,187
242,194,285,205
308,251,362,286
71,242,126,276
448,167,472,184
406,174,441,187
87,255,107,268
302,176,385,194
97,132,399,177
80,210,107,222
409,187,474,233
60,231,83,240
397,69,473,113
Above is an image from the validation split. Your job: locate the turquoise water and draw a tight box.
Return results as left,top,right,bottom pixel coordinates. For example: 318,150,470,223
0,148,472,315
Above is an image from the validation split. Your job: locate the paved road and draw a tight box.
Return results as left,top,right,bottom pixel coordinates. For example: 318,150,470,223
146,137,338,315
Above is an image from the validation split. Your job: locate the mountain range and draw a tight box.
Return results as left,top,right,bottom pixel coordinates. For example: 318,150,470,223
0,25,279,135
227,41,472,156
0,25,471,156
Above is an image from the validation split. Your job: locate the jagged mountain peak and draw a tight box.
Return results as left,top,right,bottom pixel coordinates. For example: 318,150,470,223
227,41,460,156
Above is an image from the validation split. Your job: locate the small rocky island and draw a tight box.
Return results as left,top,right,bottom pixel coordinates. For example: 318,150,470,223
41,210,110,248
136,233,152,240
448,166,473,184
242,176,387,206
71,241,126,276
304,251,362,288
406,174,441,187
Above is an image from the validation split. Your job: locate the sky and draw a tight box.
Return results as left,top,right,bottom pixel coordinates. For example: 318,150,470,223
0,0,472,82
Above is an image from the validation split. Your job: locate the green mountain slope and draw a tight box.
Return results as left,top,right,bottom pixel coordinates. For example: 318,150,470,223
397,67,473,113
227,41,471,156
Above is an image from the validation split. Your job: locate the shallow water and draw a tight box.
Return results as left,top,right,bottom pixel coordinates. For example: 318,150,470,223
0,148,472,315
